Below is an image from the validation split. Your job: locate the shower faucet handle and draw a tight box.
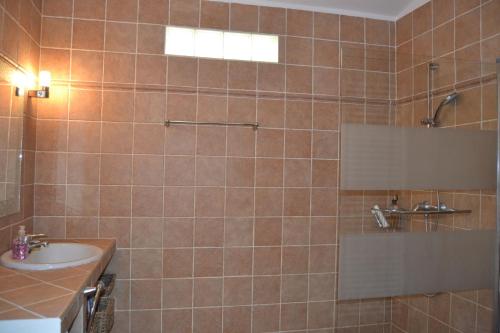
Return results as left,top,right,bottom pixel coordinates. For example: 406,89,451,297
421,118,437,128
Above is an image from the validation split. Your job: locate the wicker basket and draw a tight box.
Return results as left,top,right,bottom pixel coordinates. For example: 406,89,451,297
89,297,114,333
100,274,116,296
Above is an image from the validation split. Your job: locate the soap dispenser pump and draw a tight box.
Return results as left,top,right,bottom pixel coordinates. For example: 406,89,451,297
11,225,28,260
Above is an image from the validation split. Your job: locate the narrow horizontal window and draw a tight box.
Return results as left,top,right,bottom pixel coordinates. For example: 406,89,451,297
224,32,252,61
165,27,195,56
195,29,224,59
165,26,279,63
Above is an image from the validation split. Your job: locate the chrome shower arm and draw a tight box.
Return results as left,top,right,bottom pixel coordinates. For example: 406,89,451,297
421,92,459,128
431,98,449,125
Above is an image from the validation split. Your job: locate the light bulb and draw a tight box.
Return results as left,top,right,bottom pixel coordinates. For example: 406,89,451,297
25,73,36,89
39,71,51,87
11,71,26,96
11,71,25,87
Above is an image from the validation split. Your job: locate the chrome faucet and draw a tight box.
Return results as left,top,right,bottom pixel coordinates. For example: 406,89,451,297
26,234,49,253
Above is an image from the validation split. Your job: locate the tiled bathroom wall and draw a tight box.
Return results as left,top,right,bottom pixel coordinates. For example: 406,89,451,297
0,0,41,252
1,0,494,332
392,0,499,332
33,0,396,332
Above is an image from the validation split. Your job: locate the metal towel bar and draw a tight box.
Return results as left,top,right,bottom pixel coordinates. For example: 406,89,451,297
85,281,106,332
165,120,259,130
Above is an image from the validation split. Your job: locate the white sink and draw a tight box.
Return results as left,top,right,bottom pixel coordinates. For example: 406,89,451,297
0,243,103,271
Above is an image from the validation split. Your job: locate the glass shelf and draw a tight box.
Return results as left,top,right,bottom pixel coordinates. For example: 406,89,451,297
381,209,472,216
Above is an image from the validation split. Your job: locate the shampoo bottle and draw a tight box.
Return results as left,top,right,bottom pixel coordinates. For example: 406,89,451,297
11,225,28,260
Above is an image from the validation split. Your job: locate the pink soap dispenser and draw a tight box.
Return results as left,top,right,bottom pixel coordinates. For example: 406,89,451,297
11,225,28,260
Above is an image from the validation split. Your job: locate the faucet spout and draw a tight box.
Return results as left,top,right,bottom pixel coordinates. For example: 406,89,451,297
28,240,49,253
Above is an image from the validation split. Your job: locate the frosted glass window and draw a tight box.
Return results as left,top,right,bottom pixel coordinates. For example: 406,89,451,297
165,26,279,63
165,27,195,56
195,29,224,59
251,34,279,62
224,32,252,61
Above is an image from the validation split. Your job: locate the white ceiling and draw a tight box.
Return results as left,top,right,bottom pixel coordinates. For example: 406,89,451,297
214,0,430,21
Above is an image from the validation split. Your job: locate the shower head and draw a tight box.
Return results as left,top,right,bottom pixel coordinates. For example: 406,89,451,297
440,92,459,106
421,92,459,128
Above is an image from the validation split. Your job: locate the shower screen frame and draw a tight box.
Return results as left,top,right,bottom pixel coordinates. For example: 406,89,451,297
495,57,500,333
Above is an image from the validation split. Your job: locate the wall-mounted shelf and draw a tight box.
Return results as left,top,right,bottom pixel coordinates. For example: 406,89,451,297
381,209,472,216
371,199,471,230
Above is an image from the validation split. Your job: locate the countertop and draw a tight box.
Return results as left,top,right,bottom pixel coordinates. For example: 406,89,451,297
0,239,116,332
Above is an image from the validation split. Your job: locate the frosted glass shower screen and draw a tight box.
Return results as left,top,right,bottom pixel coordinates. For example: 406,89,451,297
340,124,497,190
338,231,496,300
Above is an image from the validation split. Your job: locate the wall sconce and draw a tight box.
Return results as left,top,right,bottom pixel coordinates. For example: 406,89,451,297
30,71,51,98
13,71,51,98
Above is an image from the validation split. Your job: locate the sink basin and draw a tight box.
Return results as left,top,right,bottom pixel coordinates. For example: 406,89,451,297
0,243,103,271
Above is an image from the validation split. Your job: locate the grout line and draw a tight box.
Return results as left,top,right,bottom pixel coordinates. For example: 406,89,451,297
221,0,229,329
305,11,315,331
127,0,139,330
1,3,41,49
96,0,107,245
278,9,288,331
250,3,258,331
37,46,400,75
0,295,46,319
160,2,170,332
333,11,342,331
40,13,398,47
60,0,76,241
121,272,339,280
190,3,202,332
